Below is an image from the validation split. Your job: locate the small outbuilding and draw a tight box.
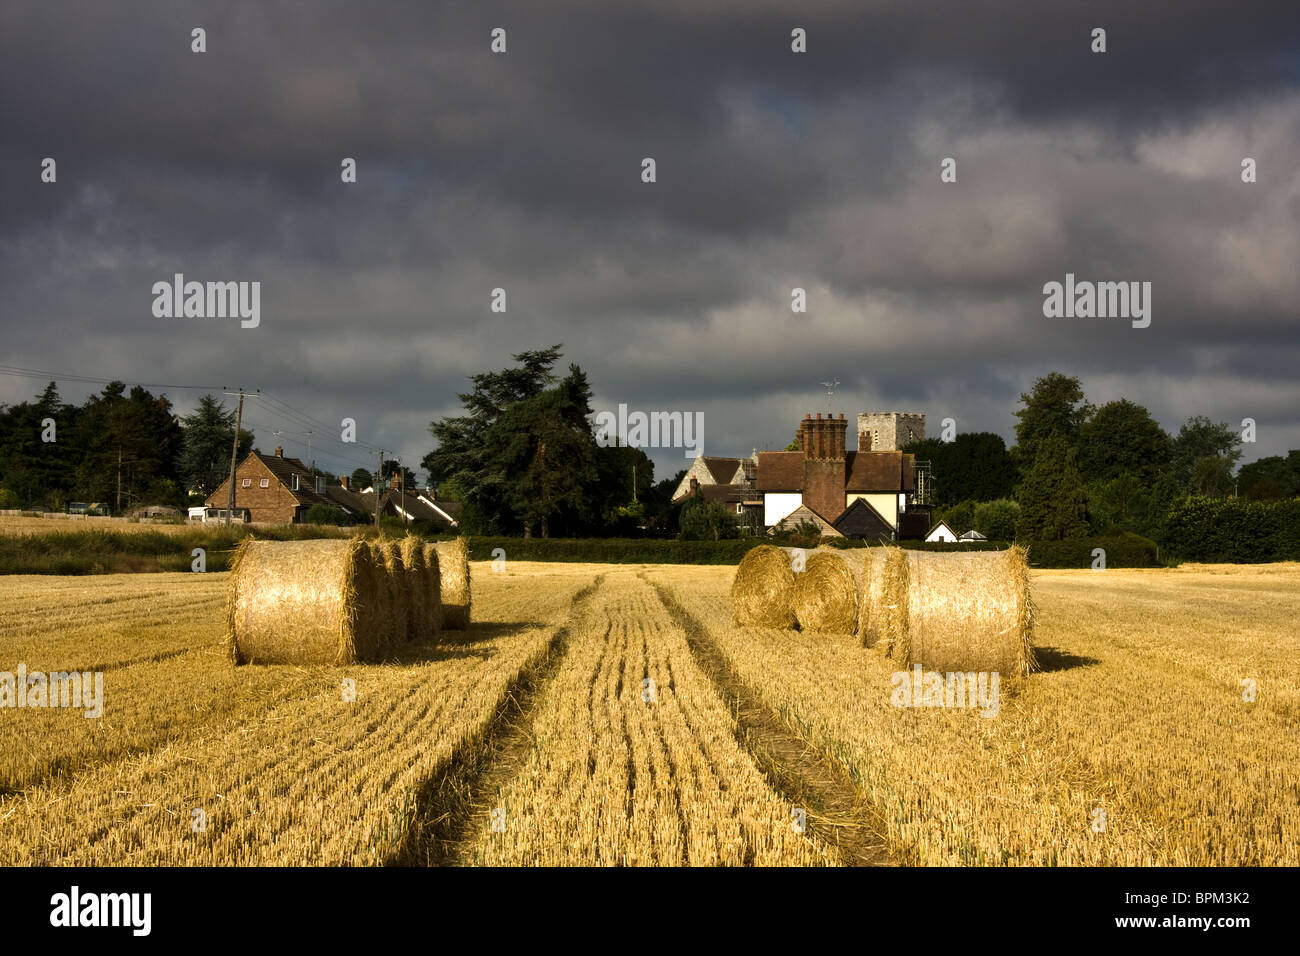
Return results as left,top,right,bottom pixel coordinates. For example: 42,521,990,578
925,520,958,543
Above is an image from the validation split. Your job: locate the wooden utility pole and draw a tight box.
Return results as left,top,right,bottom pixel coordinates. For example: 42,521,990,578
375,449,384,530
116,447,122,515
225,389,245,526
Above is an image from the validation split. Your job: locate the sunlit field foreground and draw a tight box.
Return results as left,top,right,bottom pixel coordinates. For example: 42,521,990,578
1,561,1296,865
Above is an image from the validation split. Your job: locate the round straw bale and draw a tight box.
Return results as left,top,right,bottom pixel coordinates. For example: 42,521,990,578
399,536,432,642
879,547,1036,677
371,541,409,651
790,548,882,643
434,537,470,629
731,544,798,628
791,549,861,634
226,537,384,665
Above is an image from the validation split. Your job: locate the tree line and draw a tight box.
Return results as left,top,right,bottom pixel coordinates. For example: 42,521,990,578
903,372,1297,542
7,363,1293,551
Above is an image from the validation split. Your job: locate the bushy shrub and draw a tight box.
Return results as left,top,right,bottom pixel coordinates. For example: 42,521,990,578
1024,532,1159,568
466,536,760,564
303,503,351,526
1161,497,1300,562
973,498,1020,541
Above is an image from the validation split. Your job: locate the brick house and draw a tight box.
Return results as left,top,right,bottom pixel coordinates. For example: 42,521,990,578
756,412,928,536
206,447,368,524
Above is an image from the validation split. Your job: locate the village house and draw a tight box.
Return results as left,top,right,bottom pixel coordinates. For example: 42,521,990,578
672,453,763,532
362,476,463,528
671,454,757,502
755,411,932,539
205,447,368,524
206,448,465,527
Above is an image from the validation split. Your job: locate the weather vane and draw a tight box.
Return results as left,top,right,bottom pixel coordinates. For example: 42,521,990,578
820,378,840,410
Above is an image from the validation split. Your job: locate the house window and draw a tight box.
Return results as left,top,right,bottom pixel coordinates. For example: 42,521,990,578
736,504,744,514
259,478,269,488
316,476,326,494
241,478,252,488
291,475,300,491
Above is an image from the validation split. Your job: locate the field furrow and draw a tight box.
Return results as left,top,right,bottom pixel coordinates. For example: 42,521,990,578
461,570,839,866
646,564,1300,866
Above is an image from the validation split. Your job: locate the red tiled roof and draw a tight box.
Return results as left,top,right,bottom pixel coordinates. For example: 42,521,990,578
844,451,914,492
754,452,804,491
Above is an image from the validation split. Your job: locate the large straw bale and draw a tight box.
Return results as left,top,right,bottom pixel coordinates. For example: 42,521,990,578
226,537,383,665
731,545,798,628
879,546,1036,677
433,537,470,629
790,548,884,644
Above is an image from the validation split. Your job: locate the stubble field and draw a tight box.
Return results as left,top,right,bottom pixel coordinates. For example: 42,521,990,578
1,560,1296,865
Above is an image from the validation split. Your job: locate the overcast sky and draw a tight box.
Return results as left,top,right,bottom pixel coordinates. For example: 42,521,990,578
2,1,1297,484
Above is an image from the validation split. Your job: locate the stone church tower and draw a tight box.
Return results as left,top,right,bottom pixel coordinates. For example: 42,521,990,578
857,411,926,451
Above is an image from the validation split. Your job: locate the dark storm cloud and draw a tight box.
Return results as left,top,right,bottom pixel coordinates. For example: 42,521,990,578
0,0,1298,481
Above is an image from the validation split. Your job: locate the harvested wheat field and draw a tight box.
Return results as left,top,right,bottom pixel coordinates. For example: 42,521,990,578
1,559,1297,865
0,516,201,536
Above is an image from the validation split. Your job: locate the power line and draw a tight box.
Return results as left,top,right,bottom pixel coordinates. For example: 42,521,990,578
0,364,225,392
239,419,378,475
255,391,385,453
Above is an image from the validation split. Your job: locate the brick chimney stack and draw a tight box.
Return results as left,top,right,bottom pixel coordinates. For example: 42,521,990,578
339,476,349,491
800,412,848,522
275,445,283,458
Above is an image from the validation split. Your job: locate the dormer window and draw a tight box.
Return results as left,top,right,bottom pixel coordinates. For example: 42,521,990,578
316,476,326,494
291,474,300,491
